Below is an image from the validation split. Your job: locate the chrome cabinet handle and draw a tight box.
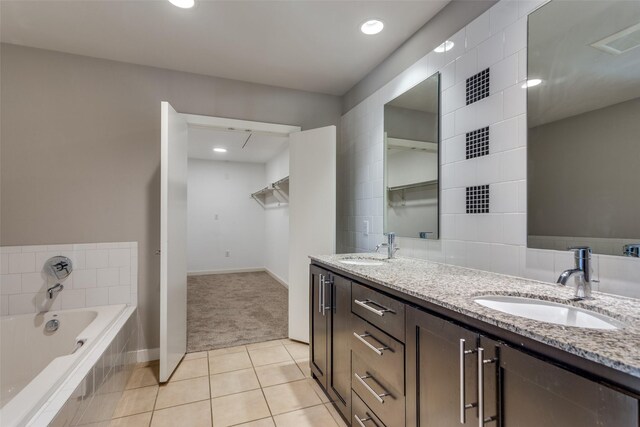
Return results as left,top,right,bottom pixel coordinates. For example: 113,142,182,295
354,299,394,317
318,274,323,314
354,372,391,404
477,347,498,426
354,414,378,427
460,339,477,424
323,275,332,313
353,332,390,356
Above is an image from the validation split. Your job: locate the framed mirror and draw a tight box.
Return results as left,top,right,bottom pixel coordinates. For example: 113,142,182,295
527,0,640,256
384,72,440,239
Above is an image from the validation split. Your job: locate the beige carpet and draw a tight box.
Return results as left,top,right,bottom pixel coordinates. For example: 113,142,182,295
187,272,288,353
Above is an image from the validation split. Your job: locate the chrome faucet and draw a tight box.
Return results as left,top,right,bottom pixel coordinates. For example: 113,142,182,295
557,246,593,300
47,283,64,299
375,232,399,259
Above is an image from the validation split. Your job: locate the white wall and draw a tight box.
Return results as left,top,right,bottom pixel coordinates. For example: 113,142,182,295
187,159,266,274
264,147,290,285
338,0,640,299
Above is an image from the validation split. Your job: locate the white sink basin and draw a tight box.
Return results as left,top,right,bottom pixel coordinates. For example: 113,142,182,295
474,296,623,330
338,258,385,266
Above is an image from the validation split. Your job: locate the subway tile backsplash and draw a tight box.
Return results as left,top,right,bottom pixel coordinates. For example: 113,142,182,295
337,0,640,299
0,242,138,315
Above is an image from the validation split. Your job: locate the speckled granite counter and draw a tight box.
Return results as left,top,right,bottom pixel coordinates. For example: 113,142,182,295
310,254,640,383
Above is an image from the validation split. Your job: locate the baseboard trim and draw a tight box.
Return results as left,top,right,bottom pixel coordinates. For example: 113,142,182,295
135,348,159,363
265,269,289,289
187,267,265,276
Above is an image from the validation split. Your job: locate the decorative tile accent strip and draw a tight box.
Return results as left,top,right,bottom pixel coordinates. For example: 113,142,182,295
466,68,490,105
466,127,490,159
466,185,490,214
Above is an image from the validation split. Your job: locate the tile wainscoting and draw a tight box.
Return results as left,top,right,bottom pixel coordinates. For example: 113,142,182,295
337,0,640,299
0,242,138,315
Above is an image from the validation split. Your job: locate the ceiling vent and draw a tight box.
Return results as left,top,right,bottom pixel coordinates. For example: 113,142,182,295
591,22,640,55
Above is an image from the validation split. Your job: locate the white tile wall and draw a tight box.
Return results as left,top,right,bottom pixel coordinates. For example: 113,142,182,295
0,242,138,315
337,0,640,299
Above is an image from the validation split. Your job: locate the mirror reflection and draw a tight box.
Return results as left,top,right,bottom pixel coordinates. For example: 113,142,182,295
527,0,640,256
384,72,440,239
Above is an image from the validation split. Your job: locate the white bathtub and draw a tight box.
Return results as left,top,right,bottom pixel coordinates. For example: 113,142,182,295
0,305,127,426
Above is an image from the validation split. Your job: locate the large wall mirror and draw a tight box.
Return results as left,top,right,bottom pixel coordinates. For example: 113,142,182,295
384,72,440,239
527,0,640,257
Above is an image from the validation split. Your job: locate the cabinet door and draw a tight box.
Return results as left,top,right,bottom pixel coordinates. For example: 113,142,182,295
327,275,351,420
500,345,639,427
309,265,328,387
406,307,480,427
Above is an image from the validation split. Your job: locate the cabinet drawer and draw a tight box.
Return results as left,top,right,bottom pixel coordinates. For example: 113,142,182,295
352,390,386,427
352,283,405,342
352,352,405,427
351,314,404,393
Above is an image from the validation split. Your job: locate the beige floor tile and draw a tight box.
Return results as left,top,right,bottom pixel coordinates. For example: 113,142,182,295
136,360,159,368
209,351,253,374
307,379,330,403
150,400,212,427
155,376,210,410
263,380,322,415
209,368,260,398
183,351,208,360
210,389,271,427
235,418,276,427
273,405,339,427
284,342,309,361
246,340,284,350
169,357,209,382
126,366,160,389
296,359,311,378
249,346,293,367
113,386,158,418
255,361,304,387
208,345,247,358
109,412,152,427
324,403,348,427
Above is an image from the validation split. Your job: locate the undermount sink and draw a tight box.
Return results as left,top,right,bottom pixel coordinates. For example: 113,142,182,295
474,296,623,330
338,258,385,266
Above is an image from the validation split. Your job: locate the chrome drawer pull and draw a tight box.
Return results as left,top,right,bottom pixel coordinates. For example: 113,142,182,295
459,339,477,424
478,347,498,426
354,372,391,404
354,299,394,317
353,332,391,356
354,414,379,427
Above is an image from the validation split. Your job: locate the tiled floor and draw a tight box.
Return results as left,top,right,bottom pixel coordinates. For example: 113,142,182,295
109,339,347,427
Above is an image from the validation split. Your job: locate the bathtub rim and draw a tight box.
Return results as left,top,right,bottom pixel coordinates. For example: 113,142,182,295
0,304,134,427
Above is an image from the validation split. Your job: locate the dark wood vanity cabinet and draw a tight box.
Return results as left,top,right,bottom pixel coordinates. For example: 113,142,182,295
310,263,639,427
406,306,638,427
309,265,351,420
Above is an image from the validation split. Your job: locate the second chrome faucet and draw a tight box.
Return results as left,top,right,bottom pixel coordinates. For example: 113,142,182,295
557,246,594,300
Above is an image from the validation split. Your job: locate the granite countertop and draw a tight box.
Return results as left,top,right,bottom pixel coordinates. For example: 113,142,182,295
310,253,640,379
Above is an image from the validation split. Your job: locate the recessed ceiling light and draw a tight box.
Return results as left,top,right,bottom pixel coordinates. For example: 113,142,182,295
361,19,384,35
521,78,542,88
434,40,454,53
213,148,227,153
168,0,195,9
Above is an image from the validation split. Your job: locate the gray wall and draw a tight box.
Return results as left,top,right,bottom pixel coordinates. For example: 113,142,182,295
528,97,640,239
341,0,496,113
384,107,437,142
0,43,341,350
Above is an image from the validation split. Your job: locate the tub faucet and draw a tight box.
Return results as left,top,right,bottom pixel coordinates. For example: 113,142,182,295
557,246,593,300
47,283,64,299
623,244,640,257
375,232,399,259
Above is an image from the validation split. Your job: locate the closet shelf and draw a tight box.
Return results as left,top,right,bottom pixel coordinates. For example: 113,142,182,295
251,176,290,208
387,179,438,192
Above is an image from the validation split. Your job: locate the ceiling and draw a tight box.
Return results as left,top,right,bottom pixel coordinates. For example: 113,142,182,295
188,126,288,163
0,0,450,96
528,0,640,127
